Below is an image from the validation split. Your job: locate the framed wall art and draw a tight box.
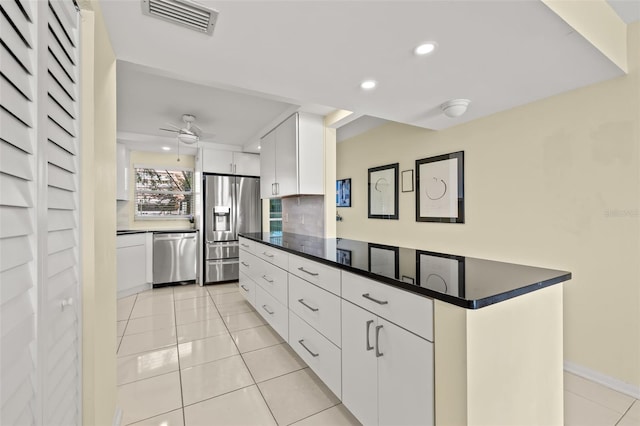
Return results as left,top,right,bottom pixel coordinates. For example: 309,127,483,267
368,163,399,220
416,151,464,223
416,250,465,297
336,178,351,207
401,169,414,192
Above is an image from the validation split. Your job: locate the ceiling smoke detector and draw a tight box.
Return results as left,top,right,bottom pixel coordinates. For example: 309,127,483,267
142,0,219,35
440,99,471,118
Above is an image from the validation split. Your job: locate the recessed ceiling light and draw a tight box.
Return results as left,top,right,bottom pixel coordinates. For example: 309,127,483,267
162,146,171,151
257,146,261,150
414,42,437,56
360,80,377,90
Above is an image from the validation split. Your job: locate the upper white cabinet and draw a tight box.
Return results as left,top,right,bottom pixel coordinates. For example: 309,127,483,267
201,148,260,176
116,143,130,200
260,112,324,198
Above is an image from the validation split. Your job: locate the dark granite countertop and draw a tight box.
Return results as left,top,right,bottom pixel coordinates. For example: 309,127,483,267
117,229,197,235
239,232,571,309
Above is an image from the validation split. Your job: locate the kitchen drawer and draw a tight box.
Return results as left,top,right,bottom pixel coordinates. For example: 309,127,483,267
240,251,260,282
239,271,256,307
289,274,341,347
117,233,146,248
255,285,288,341
342,271,434,342
289,311,341,399
239,237,254,254
288,254,341,296
255,242,288,270
254,258,288,306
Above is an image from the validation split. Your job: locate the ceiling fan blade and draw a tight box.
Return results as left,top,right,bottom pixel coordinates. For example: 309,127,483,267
190,124,203,137
159,128,179,133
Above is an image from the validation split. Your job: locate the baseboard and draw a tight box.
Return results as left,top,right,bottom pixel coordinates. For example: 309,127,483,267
112,406,123,426
117,283,151,299
564,361,640,399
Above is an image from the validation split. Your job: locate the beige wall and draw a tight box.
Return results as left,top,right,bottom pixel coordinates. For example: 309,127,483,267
122,151,195,230
337,23,639,388
80,1,118,424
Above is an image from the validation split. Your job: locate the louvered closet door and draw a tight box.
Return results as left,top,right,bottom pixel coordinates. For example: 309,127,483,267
0,0,81,425
40,1,81,425
0,0,39,424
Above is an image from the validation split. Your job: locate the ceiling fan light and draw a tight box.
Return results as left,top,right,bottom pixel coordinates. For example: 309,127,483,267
178,133,199,144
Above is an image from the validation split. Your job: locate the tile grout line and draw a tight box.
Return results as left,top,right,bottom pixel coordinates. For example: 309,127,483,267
117,293,139,355
614,401,636,426
286,401,342,426
210,283,281,426
171,286,189,426
565,388,635,416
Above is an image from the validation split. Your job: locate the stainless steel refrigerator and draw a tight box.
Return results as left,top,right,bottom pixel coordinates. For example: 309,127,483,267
204,174,261,283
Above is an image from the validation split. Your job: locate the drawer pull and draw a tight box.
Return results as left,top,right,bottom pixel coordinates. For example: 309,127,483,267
262,275,274,283
375,325,384,358
262,305,274,315
241,243,250,248
298,298,319,312
297,267,319,277
298,339,319,357
241,261,250,267
240,285,249,291
365,320,374,351
362,293,388,305
262,251,274,258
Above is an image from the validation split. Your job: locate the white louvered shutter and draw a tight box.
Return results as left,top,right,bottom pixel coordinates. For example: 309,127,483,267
40,1,81,425
0,0,81,425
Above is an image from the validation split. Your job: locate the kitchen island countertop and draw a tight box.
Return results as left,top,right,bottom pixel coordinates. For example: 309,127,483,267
239,232,571,309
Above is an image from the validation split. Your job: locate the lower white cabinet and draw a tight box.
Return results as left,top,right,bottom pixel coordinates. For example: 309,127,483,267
289,311,342,398
255,284,288,340
239,271,256,307
117,233,151,296
342,299,434,426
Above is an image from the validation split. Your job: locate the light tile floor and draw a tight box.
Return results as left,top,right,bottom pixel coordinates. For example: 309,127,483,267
117,283,640,426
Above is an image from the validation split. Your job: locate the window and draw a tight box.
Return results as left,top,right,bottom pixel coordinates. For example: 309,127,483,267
135,167,193,218
269,199,282,235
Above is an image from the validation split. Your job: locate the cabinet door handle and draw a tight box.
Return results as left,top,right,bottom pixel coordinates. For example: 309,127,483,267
298,339,319,357
262,304,274,315
241,261,250,267
262,251,274,258
262,275,274,283
362,293,388,305
375,325,384,357
297,267,319,277
230,163,234,173
275,182,279,195
365,320,374,351
271,183,276,195
241,243,250,248
298,298,319,312
234,164,237,173
240,285,249,291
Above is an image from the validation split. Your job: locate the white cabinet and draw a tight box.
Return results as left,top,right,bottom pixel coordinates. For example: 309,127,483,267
201,148,260,176
260,112,324,198
117,233,151,296
342,300,434,426
116,143,130,200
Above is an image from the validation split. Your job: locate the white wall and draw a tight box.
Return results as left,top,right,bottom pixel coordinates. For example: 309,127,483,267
336,23,639,389
80,1,118,424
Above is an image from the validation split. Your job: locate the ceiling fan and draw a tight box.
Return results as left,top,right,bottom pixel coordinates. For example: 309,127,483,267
160,114,203,144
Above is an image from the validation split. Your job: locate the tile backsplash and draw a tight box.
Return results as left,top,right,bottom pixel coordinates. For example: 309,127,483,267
282,195,325,237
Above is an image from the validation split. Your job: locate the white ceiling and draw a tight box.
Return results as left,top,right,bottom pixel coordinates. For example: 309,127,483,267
101,0,629,152
607,0,640,23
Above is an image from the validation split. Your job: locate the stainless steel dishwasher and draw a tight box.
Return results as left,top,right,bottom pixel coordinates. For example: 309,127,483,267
153,232,197,285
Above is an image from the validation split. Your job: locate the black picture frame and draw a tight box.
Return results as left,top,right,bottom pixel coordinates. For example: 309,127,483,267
336,248,352,266
368,163,399,220
368,243,400,279
336,178,351,207
415,151,464,223
415,250,465,297
401,169,414,192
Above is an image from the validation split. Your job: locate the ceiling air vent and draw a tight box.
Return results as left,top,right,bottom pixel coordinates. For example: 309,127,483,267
141,0,218,35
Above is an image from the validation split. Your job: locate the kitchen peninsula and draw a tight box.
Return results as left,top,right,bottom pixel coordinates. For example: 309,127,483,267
239,232,571,425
